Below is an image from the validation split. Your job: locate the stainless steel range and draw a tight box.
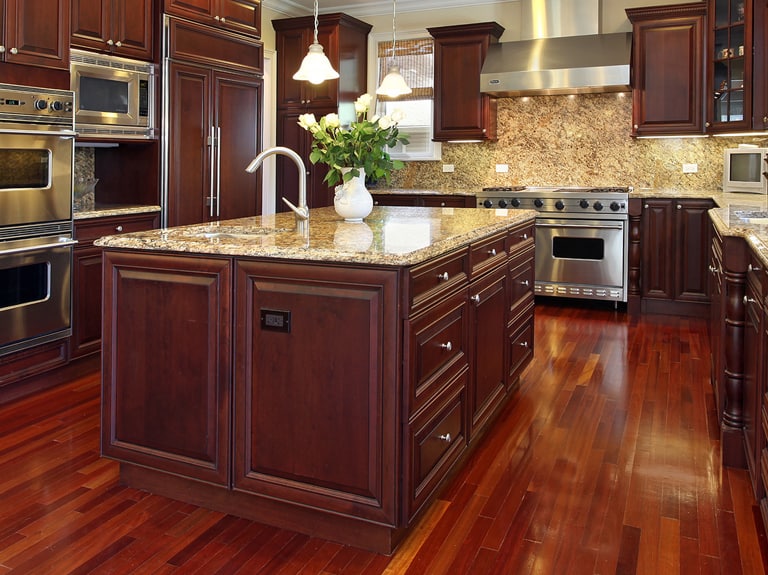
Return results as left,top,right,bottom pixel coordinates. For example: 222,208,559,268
477,186,630,303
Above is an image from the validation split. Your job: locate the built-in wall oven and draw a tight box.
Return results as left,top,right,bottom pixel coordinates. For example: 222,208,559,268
476,186,630,303
0,83,76,356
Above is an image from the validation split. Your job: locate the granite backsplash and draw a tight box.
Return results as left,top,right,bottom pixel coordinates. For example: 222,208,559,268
385,93,768,192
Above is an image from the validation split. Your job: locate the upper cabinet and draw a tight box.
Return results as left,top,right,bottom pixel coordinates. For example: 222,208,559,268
428,22,504,142
71,0,154,60
754,0,768,129
164,0,261,38
706,0,754,131
626,4,707,136
0,0,70,69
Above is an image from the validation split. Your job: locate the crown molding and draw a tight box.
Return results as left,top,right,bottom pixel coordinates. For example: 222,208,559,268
264,0,513,18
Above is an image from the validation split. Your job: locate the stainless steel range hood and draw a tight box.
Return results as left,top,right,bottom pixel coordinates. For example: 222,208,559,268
480,0,632,97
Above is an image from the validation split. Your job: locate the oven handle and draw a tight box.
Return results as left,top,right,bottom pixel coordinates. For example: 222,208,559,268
0,128,76,138
0,239,78,256
536,222,625,231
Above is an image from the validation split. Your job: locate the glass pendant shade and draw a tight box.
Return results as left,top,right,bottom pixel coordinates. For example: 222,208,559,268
293,42,339,84
376,64,412,97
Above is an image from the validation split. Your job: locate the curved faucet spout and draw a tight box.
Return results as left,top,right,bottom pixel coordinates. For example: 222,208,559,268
246,146,309,229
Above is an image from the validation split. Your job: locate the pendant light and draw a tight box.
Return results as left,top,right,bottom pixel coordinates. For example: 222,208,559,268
376,0,412,98
293,0,339,85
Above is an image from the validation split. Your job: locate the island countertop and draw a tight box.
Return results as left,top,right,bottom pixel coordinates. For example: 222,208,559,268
94,205,536,266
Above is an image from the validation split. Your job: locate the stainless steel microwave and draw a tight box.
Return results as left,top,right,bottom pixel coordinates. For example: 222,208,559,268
70,49,156,139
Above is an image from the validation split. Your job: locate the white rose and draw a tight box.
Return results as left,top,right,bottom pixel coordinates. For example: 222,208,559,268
378,115,393,130
297,113,317,130
391,109,405,123
370,114,380,124
354,93,372,114
324,113,340,128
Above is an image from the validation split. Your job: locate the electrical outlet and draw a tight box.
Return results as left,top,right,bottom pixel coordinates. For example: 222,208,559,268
495,164,509,173
442,164,455,173
682,163,698,173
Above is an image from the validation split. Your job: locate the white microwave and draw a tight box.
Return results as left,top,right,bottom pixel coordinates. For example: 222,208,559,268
723,146,768,194
70,49,156,139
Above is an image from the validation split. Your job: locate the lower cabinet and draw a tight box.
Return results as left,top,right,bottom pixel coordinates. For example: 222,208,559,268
72,212,159,358
744,252,765,500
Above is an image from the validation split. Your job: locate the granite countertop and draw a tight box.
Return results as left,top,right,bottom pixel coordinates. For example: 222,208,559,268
73,204,162,220
95,205,536,266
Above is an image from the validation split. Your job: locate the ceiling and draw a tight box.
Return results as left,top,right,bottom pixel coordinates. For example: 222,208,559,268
265,0,511,18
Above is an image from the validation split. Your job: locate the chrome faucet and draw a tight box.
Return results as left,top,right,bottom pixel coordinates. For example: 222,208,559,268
246,146,309,232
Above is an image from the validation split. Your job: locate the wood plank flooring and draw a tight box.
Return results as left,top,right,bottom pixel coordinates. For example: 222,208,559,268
1,301,766,574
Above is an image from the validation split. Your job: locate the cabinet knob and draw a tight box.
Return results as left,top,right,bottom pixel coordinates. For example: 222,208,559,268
709,264,717,273
633,124,639,129
10,47,18,54
519,341,530,348
115,41,122,47
705,121,711,128
677,204,682,209
437,433,452,443
748,263,761,272
107,39,114,45
520,233,528,240
521,279,530,287
115,225,123,232
220,17,226,22
487,248,497,256
644,204,649,209
470,294,481,304
437,271,449,281
440,341,452,352
214,15,220,20
744,295,756,305
0,46,5,53
763,116,768,124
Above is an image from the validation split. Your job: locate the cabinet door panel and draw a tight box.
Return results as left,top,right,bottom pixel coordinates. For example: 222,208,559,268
101,252,232,485
5,0,69,68
71,247,103,358
71,0,110,50
675,199,713,301
234,261,398,525
218,0,260,38
113,0,153,59
641,199,674,299
214,71,262,220
166,62,212,227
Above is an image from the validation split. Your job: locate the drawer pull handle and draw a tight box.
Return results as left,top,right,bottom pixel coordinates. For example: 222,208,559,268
470,294,480,304
521,279,530,287
438,433,452,443
487,248,497,256
115,225,123,232
440,342,452,352
519,341,529,348
437,272,449,281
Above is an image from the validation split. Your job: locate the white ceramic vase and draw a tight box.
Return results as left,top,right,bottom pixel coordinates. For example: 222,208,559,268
334,167,373,222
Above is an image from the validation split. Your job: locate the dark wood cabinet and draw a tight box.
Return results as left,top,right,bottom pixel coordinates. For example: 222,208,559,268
626,3,707,136
273,14,371,211
71,213,158,359
164,0,261,38
372,193,475,208
641,197,714,315
1,0,70,69
743,252,765,499
164,17,263,227
752,0,768,129
101,251,232,486
71,0,153,60
428,22,504,142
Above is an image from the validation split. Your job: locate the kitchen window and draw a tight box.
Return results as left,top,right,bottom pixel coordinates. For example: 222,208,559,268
369,33,441,161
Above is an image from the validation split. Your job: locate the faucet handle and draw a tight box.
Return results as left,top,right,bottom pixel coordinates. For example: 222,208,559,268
282,197,310,221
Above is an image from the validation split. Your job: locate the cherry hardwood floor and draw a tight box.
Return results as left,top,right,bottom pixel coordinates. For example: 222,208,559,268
1,301,767,574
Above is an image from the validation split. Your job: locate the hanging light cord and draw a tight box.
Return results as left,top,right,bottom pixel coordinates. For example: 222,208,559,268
390,0,398,65
313,0,319,43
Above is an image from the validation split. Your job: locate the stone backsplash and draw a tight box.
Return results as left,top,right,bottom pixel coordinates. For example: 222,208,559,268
388,93,768,192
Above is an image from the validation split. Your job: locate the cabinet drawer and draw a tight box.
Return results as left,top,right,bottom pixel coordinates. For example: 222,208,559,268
75,213,158,245
508,221,535,251
406,372,468,520
508,302,534,386
406,291,468,415
509,243,534,310
421,195,473,208
408,248,469,313
470,231,507,279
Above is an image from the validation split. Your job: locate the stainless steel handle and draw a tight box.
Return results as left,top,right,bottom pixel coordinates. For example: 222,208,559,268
216,126,222,217
0,128,76,137
487,248,497,256
536,223,624,231
437,272,449,281
470,294,480,304
209,126,216,218
0,239,77,255
438,433,452,443
440,342,452,351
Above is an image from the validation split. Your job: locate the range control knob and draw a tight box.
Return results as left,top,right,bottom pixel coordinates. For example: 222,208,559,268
50,100,63,111
34,99,47,110
483,199,493,208
593,201,604,211
498,199,508,208
610,201,622,212
510,198,521,208
579,199,589,209
555,200,565,210
534,199,544,208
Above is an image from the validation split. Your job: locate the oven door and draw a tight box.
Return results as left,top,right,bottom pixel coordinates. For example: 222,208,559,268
0,126,74,228
535,217,628,301
0,235,77,356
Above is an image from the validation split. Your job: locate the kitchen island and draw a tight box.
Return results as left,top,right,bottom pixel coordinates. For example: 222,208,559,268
96,205,536,554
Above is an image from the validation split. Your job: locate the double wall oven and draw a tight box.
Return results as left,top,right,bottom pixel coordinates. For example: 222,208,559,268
0,84,76,356
477,186,630,303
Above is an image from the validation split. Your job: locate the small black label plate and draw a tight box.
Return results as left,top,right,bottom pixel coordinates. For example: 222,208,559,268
260,309,291,333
